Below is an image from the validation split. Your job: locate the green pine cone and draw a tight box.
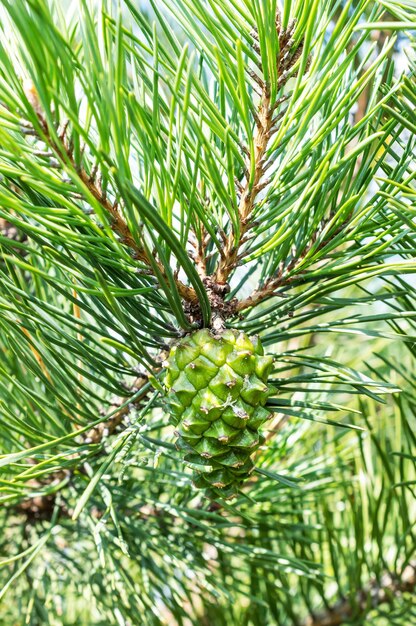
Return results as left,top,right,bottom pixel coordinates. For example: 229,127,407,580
164,329,274,499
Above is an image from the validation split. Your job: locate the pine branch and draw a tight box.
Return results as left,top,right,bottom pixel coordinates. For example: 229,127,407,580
13,372,152,521
214,16,308,286
236,211,352,311
0,3,415,622
23,84,199,307
304,564,416,626
214,88,273,285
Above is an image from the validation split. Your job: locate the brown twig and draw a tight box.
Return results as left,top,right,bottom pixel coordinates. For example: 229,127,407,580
214,85,273,285
22,85,198,307
214,15,308,287
303,564,416,626
190,221,209,279
236,213,352,312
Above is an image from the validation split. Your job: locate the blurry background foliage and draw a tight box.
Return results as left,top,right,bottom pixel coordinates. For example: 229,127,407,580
0,0,415,625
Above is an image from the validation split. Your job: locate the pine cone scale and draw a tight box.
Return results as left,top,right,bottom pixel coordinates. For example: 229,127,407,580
165,329,273,498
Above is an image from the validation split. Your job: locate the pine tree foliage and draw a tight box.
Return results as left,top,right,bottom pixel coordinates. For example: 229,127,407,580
0,0,415,624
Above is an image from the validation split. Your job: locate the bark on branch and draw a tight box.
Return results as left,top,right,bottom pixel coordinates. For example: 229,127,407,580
215,18,302,286
236,212,352,312
22,84,198,306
